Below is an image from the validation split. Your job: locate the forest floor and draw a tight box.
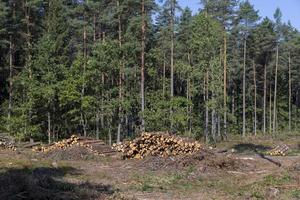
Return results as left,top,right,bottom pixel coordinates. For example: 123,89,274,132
1,135,300,200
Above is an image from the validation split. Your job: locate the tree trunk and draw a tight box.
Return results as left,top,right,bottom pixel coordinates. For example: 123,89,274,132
170,0,175,130
187,52,192,135
140,0,146,132
253,60,257,136
269,82,272,133
205,72,209,142
108,128,112,146
80,21,87,136
263,62,267,134
223,32,227,140
48,111,51,144
273,44,279,134
170,0,174,98
8,36,13,131
93,13,96,42
117,0,123,143
288,51,291,132
96,111,100,140
211,109,216,143
242,37,247,137
163,53,166,98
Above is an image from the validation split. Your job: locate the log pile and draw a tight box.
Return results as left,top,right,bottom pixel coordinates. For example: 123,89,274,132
0,133,16,150
32,135,112,156
113,132,202,159
266,145,289,156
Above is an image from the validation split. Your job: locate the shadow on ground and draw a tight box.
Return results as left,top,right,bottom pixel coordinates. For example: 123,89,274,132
0,166,114,200
233,143,272,154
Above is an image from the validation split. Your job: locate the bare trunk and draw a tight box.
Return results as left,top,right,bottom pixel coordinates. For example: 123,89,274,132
263,62,267,134
232,89,235,116
170,0,175,130
101,74,105,130
170,0,174,98
217,115,221,138
253,60,257,136
140,0,146,131
223,32,227,140
269,82,272,133
187,52,192,134
96,111,100,140
211,109,216,143
117,124,121,143
8,36,13,130
93,14,96,42
163,53,166,98
273,44,279,134
117,0,123,143
48,111,51,144
205,72,209,142
80,22,87,136
242,38,247,137
108,128,112,146
288,52,291,132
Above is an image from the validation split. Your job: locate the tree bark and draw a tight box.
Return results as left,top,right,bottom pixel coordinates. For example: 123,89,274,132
140,0,146,132
8,36,13,131
273,44,279,134
223,32,227,140
252,59,257,136
117,0,123,143
96,111,100,140
205,72,209,142
242,37,247,137
269,82,272,133
288,51,291,132
170,0,175,130
163,53,166,98
263,62,267,134
48,111,51,144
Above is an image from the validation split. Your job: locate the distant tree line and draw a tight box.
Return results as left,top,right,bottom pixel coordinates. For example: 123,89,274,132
0,0,299,144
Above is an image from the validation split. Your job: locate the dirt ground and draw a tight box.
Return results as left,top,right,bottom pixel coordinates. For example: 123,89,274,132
1,135,300,200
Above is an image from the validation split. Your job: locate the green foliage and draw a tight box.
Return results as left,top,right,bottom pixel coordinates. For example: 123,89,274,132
0,0,299,142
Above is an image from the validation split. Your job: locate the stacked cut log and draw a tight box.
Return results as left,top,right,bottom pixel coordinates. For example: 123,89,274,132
113,132,202,159
0,133,16,151
266,145,289,156
32,135,113,156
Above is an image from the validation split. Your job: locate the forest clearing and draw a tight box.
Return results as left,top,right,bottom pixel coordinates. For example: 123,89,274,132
1,133,300,199
1,0,300,199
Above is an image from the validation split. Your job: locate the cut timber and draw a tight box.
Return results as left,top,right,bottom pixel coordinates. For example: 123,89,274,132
32,135,116,156
113,132,202,159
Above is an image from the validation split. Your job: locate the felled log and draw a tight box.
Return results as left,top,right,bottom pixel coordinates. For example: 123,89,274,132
113,132,202,159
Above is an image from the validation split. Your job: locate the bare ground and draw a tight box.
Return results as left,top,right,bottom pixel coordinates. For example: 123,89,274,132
1,136,300,200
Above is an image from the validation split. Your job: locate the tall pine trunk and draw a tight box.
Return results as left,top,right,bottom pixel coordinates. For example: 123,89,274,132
263,62,267,134
8,36,13,131
205,72,209,142
288,51,291,132
140,0,146,132
117,0,123,143
81,22,87,137
170,0,175,130
273,44,279,134
242,37,247,137
47,111,51,144
252,60,257,136
223,32,227,140
269,82,272,133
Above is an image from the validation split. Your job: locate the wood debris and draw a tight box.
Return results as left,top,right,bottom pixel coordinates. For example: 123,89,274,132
113,132,202,159
32,135,112,156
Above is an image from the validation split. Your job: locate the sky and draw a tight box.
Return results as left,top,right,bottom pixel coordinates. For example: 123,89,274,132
174,0,300,30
